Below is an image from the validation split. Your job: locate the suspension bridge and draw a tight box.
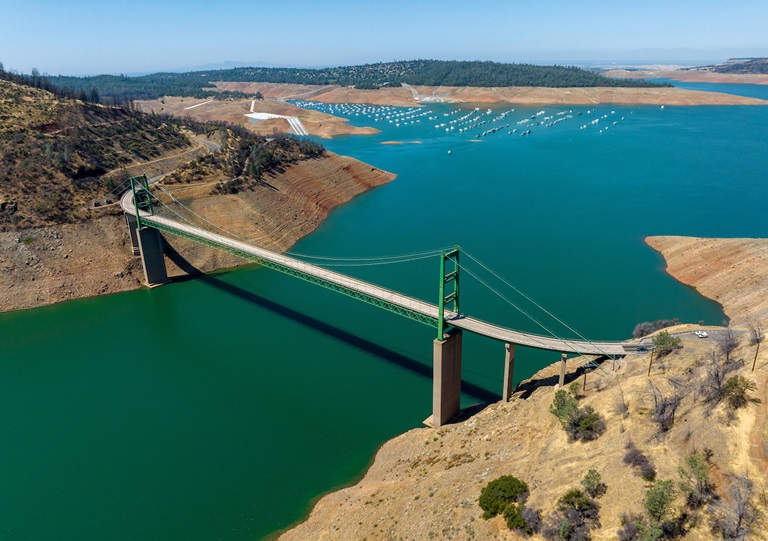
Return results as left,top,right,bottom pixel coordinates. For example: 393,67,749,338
121,175,639,427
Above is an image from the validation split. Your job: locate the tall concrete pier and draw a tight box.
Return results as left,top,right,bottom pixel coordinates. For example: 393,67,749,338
125,214,140,256
430,328,463,427
136,226,168,286
502,343,516,401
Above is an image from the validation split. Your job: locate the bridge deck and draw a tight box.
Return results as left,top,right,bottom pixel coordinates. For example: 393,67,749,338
123,193,630,356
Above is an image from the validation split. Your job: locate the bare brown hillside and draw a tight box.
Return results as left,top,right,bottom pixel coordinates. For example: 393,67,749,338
646,236,768,325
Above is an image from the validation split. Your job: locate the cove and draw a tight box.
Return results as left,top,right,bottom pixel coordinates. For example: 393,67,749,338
3,86,767,540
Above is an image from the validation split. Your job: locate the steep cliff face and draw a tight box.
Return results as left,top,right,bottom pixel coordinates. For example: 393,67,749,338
646,236,768,324
0,153,395,313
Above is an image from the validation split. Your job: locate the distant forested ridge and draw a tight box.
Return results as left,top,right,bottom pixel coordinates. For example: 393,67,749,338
43,60,669,103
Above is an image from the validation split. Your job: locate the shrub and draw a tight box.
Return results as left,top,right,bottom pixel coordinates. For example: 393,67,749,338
550,390,578,427
479,475,529,519
652,330,680,358
542,489,601,541
551,391,606,442
567,407,606,442
723,375,760,410
581,469,607,499
644,480,676,522
521,506,542,534
633,318,680,339
503,503,530,534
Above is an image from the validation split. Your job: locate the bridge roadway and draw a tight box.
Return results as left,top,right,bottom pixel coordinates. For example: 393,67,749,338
123,193,630,356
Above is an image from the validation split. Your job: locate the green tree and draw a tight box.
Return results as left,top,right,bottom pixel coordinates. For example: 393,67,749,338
644,480,676,522
550,390,578,427
652,330,680,358
723,375,760,409
479,475,528,519
678,453,714,507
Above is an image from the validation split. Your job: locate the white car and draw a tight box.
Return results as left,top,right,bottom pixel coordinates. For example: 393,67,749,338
695,330,709,338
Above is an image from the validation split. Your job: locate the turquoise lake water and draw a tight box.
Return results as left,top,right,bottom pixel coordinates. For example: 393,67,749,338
1,82,767,540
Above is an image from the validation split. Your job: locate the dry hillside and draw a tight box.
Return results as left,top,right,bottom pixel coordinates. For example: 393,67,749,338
279,328,768,541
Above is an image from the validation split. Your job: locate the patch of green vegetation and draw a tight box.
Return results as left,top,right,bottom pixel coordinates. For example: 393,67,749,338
478,475,528,519
549,390,606,442
652,330,680,357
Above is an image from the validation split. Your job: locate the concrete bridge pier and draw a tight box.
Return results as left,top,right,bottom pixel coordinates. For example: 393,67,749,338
136,226,169,286
558,353,567,388
502,343,516,401
429,328,463,428
124,213,140,256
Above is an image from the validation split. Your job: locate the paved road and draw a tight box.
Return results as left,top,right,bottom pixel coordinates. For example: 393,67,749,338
123,193,632,356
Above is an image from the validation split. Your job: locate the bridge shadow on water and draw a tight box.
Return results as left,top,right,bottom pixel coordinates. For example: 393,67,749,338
163,243,500,406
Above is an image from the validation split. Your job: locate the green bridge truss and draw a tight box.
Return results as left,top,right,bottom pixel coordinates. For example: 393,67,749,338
129,176,460,337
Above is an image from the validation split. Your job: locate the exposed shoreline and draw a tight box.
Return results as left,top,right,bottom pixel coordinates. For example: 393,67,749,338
210,81,768,109
646,235,768,325
605,68,768,86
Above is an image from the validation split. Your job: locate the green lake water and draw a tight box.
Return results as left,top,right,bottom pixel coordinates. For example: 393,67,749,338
1,83,767,540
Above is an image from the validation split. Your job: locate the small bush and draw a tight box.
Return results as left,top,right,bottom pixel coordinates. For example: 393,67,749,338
652,330,680,358
551,391,606,442
581,469,607,499
542,488,601,540
479,475,529,519
521,506,542,534
567,407,606,442
503,503,530,534
723,375,760,410
550,390,578,427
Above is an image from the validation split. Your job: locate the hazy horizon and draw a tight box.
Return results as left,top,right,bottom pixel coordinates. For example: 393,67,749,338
2,0,766,77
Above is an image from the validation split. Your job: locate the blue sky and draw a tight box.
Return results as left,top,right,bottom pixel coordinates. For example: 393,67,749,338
2,0,766,75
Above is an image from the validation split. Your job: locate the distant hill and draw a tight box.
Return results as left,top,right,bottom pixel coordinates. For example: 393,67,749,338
0,76,323,230
712,58,768,75
46,60,670,103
